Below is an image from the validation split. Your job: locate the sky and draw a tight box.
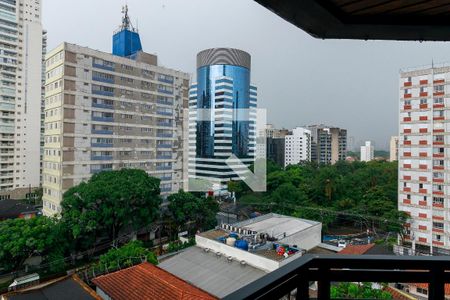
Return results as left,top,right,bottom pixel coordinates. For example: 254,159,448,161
43,0,450,150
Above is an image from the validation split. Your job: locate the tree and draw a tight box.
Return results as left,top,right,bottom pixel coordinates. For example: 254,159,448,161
167,190,219,235
0,217,63,272
98,240,157,270
61,169,161,249
330,282,392,299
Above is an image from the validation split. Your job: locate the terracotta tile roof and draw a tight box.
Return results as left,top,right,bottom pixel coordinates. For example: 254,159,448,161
92,262,217,300
339,244,375,255
413,283,450,296
384,286,417,300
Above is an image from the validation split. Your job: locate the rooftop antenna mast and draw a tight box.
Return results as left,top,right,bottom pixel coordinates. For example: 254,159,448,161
121,4,134,31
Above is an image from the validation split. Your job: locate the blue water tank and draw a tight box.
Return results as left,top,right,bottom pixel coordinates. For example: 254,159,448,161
235,240,249,251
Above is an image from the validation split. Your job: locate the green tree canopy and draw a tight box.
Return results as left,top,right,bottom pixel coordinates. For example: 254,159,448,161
98,240,157,270
331,282,392,299
0,217,63,272
61,169,161,248
167,190,219,234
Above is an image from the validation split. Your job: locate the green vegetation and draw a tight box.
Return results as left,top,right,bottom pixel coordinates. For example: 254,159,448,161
0,217,65,272
166,190,219,236
0,170,216,275
61,169,161,249
331,282,392,299
234,160,406,235
98,240,158,269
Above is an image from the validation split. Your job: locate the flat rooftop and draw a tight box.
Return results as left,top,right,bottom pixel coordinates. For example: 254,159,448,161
159,247,265,298
233,213,321,239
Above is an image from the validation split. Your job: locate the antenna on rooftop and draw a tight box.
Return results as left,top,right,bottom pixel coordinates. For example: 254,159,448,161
121,4,136,32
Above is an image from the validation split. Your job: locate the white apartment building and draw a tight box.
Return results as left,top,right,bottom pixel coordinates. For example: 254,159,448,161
399,65,450,255
360,141,374,162
42,43,189,216
390,136,399,162
0,0,43,199
284,127,311,167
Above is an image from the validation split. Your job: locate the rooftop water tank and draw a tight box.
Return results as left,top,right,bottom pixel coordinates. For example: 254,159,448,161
235,239,249,251
226,237,236,246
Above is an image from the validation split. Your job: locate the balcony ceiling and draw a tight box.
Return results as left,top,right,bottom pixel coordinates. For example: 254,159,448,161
255,0,450,41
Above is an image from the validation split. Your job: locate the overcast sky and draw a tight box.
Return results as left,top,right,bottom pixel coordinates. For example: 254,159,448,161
43,0,450,150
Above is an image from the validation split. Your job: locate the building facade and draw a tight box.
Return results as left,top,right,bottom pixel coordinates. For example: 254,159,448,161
189,48,257,190
308,125,347,165
360,141,374,162
399,65,450,254
390,136,399,162
0,0,44,199
284,127,311,167
264,124,288,167
42,13,189,215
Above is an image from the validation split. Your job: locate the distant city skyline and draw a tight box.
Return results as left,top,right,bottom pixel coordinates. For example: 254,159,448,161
43,0,450,150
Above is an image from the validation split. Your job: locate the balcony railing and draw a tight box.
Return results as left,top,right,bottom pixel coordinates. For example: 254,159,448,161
223,254,450,300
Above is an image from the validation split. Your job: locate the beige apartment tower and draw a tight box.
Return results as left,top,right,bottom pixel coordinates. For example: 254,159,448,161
42,43,189,215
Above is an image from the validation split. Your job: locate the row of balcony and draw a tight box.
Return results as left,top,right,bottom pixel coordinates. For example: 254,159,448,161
404,91,445,98
90,128,173,138
403,78,445,87
402,116,445,122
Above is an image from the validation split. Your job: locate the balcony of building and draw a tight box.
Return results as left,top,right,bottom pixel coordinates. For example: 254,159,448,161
223,254,450,300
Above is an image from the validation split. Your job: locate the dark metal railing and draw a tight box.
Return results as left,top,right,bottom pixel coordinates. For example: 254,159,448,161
223,254,450,300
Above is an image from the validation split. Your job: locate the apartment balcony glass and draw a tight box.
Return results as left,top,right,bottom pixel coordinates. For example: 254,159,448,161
92,89,114,97
157,98,173,106
157,121,172,127
92,102,114,109
91,155,113,161
156,164,172,171
156,143,172,148
92,75,114,84
92,116,113,122
158,75,174,84
91,129,113,135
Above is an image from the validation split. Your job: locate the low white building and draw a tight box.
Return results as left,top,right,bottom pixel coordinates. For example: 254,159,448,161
284,127,311,167
360,141,374,162
159,213,323,298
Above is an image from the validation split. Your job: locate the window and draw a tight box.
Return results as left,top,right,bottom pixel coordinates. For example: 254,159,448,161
419,183,423,189
434,110,444,117
404,88,410,94
433,197,444,205
434,135,444,142
433,184,444,191
420,98,427,104
434,97,444,104
434,85,444,92
433,222,444,230
420,87,426,93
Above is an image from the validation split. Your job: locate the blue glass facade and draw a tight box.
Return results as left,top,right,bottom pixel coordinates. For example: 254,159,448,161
196,64,251,158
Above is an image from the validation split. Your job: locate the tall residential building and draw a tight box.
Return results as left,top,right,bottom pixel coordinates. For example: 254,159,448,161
284,127,311,167
264,124,289,167
360,141,374,162
42,8,189,215
399,65,450,255
308,125,347,165
189,48,257,190
0,0,43,200
390,136,399,162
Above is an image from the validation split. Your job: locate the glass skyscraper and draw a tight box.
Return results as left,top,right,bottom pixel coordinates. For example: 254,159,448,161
189,48,257,190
